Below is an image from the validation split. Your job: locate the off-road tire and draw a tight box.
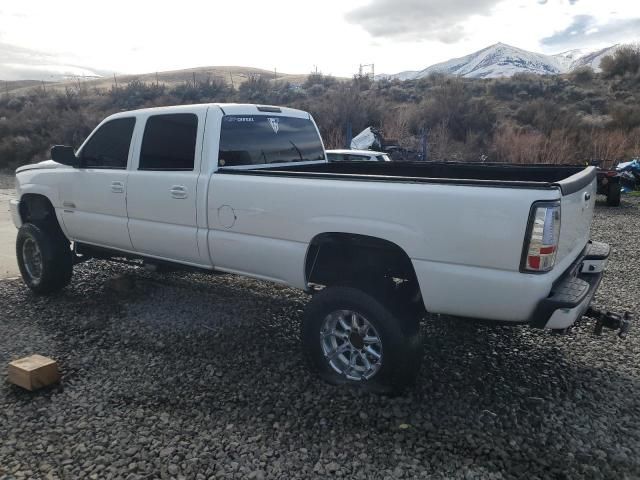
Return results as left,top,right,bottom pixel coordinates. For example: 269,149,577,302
302,286,422,394
16,222,73,294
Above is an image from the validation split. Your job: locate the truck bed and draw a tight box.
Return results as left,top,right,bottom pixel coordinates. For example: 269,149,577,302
219,162,595,196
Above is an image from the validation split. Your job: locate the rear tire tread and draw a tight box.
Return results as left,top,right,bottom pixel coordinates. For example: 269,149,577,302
607,183,621,207
302,286,422,395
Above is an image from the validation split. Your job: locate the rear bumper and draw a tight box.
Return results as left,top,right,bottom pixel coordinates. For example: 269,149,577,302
529,241,609,329
9,199,21,228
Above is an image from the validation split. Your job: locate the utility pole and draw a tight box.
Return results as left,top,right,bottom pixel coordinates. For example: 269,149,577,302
155,72,159,86
274,68,277,81
229,72,235,89
113,73,118,89
192,72,197,86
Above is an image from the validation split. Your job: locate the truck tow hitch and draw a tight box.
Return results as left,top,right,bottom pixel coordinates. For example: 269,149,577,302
585,307,633,338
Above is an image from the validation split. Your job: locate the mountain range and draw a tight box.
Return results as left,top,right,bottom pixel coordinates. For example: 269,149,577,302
0,41,628,87
378,42,622,80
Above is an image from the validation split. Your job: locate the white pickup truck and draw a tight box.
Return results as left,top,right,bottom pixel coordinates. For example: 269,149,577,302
11,103,610,393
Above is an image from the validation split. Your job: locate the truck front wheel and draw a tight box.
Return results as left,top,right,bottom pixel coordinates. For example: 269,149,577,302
16,223,73,294
302,286,422,394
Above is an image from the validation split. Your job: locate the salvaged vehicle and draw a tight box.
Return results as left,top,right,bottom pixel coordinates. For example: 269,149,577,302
596,168,621,206
11,104,611,393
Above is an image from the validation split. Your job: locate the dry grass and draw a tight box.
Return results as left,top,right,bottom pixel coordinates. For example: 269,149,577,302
1,80,46,94
3,66,346,95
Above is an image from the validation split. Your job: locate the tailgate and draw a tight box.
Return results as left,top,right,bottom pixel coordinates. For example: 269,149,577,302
555,168,597,264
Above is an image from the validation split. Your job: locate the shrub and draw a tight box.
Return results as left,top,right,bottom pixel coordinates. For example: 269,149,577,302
237,75,271,103
610,104,640,131
304,72,337,89
109,80,166,108
569,66,595,83
601,46,640,78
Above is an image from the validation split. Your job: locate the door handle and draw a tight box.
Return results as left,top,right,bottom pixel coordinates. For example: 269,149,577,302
170,185,188,199
111,181,125,193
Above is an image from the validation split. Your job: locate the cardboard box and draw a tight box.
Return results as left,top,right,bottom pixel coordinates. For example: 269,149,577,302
8,355,60,391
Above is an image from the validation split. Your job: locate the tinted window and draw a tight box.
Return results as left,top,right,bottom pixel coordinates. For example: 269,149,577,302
80,118,135,169
139,114,198,171
219,115,325,166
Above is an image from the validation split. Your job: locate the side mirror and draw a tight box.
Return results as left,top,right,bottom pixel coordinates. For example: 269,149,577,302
51,145,78,167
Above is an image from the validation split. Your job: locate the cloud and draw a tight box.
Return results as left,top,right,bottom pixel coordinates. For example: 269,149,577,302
345,0,501,43
0,42,55,66
0,42,108,81
541,15,640,48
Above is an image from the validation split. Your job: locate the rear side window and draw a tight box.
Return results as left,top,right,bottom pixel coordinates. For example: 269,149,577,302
326,153,344,162
139,114,198,171
80,118,135,169
219,115,325,166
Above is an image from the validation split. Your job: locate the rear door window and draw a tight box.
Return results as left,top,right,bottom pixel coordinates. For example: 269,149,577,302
80,118,135,169
139,114,198,171
219,115,325,166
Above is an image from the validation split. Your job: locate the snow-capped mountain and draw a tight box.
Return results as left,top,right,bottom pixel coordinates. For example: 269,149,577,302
570,45,621,71
378,42,623,80
417,43,565,79
551,48,594,70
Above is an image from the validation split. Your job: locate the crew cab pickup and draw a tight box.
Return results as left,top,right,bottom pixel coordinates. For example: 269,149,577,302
11,103,609,393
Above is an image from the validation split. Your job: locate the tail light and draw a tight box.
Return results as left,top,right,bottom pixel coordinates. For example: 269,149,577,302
522,201,561,272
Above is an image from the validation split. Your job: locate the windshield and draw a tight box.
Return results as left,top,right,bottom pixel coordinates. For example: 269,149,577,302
219,115,325,166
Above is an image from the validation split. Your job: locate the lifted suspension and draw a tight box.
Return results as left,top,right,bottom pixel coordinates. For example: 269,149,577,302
584,307,633,338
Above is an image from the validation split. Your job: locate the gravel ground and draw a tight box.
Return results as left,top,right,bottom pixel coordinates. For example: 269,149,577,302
0,174,19,278
1,197,639,480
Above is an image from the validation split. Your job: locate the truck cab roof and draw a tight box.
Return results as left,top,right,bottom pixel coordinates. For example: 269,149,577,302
105,104,310,121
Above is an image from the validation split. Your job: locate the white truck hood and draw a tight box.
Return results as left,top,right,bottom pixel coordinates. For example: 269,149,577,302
16,159,67,174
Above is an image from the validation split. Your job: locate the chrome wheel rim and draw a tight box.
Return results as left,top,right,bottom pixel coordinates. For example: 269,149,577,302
320,309,383,381
22,238,43,283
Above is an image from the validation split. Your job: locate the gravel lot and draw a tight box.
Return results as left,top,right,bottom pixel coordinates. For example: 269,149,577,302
1,196,639,480
0,174,18,278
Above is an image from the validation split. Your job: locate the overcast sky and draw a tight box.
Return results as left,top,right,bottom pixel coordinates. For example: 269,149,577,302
0,0,638,80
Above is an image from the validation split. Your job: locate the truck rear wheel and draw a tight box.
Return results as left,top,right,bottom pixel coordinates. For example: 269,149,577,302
16,223,73,294
302,286,422,394
607,183,621,207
